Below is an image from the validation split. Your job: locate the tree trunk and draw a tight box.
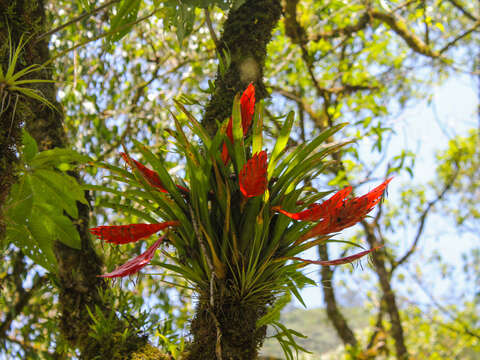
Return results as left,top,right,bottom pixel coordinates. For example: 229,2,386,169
202,0,282,136
363,221,408,359
318,244,358,348
187,290,269,360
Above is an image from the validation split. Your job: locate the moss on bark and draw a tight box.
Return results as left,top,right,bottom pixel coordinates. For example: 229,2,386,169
203,0,282,136
186,290,269,360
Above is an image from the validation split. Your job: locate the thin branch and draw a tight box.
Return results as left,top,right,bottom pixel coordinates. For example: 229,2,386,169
0,274,48,339
366,296,386,350
36,0,121,41
44,7,162,67
6,334,55,356
370,10,440,58
318,244,358,347
394,165,460,269
309,13,370,42
439,20,480,54
406,269,480,340
447,0,478,21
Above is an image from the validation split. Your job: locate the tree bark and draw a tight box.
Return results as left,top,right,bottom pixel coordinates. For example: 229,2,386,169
318,244,358,348
202,0,282,136
187,291,269,360
363,221,408,359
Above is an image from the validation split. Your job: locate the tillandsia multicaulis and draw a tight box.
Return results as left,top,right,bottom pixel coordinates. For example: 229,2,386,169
89,84,392,358
90,84,390,283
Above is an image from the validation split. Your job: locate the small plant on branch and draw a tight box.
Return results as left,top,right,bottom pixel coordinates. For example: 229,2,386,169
89,84,391,359
0,30,57,113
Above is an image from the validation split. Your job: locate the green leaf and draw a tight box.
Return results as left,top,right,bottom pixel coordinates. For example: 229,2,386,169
132,139,187,211
5,174,33,224
6,223,57,273
108,0,141,43
48,213,82,249
231,94,246,173
31,148,91,168
267,111,295,180
257,292,291,328
31,172,79,218
252,100,264,155
22,129,38,163
29,206,61,266
34,169,87,207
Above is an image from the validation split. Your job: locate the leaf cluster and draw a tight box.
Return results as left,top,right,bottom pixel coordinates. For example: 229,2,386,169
3,130,91,273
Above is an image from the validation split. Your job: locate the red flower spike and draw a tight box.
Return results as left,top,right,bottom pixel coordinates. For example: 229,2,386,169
121,152,168,193
221,84,256,165
291,246,382,267
239,151,268,198
99,235,165,278
301,179,392,241
274,187,352,221
90,221,180,245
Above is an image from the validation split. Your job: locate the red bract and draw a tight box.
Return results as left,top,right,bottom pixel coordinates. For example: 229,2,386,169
300,179,392,241
99,235,165,278
239,151,268,198
274,187,352,221
240,83,255,131
291,246,382,267
221,84,256,164
90,221,179,244
121,153,189,194
121,152,168,192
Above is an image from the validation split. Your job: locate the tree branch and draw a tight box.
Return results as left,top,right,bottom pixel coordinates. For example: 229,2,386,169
439,20,480,54
309,13,370,42
369,10,440,58
362,221,409,359
202,0,282,136
36,0,121,41
447,0,478,22
318,244,358,347
394,165,460,269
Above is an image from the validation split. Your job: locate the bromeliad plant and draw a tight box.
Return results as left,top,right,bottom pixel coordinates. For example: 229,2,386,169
90,84,391,359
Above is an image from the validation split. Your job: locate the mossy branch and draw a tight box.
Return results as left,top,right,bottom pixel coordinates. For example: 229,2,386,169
202,0,282,136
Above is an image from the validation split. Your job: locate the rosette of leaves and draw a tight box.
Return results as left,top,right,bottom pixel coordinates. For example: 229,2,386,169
90,85,390,359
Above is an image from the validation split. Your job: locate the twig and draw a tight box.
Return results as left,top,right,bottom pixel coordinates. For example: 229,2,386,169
43,7,162,68
439,20,480,54
394,164,460,269
447,0,478,21
36,0,121,41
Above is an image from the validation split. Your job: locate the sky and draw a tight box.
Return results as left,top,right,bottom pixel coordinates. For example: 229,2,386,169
296,74,478,309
